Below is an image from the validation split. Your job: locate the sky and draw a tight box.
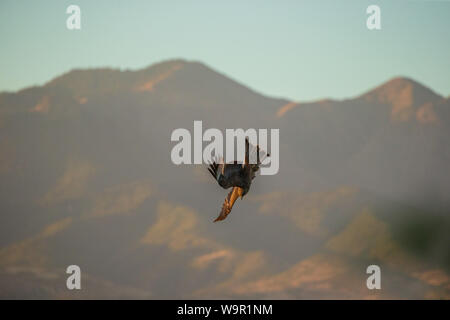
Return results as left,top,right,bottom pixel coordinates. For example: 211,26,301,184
0,0,449,101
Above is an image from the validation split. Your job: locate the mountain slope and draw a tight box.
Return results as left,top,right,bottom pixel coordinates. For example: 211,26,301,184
0,60,449,299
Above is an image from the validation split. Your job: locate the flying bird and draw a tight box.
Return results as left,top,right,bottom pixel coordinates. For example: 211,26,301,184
208,138,269,222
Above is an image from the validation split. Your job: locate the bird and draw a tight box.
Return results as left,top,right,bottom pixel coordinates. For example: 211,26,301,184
207,138,268,222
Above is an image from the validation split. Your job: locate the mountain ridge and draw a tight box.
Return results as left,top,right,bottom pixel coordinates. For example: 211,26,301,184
1,60,446,108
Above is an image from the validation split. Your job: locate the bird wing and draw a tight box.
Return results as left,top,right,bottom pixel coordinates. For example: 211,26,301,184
247,138,269,174
213,186,243,222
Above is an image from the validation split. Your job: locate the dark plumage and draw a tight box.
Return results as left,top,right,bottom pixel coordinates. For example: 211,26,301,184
208,138,268,222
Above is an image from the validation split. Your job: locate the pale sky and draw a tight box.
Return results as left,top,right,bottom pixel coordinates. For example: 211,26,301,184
1,0,449,100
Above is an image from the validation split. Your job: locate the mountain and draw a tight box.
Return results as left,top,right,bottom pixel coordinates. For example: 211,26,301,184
274,76,450,206
0,60,449,299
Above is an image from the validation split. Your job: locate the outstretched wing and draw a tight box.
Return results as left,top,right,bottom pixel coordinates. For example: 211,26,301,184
213,186,243,222
247,138,270,176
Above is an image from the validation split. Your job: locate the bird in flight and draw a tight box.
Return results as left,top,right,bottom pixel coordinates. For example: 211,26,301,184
207,138,269,222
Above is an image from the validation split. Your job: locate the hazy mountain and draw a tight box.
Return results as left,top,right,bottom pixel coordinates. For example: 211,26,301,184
0,60,448,299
